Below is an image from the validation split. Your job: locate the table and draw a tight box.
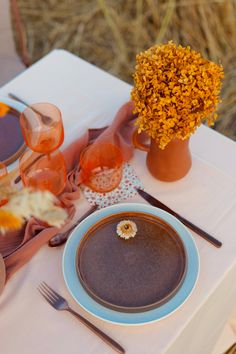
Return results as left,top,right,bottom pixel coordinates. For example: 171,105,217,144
0,49,236,354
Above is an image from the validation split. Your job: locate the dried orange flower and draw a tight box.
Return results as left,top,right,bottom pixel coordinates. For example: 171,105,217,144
131,42,224,149
0,103,10,118
0,188,68,234
0,210,23,234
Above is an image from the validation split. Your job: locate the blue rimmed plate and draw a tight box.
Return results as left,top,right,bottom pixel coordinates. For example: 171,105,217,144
63,203,200,325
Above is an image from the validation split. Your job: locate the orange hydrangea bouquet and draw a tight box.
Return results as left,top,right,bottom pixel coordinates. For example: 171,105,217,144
131,42,224,149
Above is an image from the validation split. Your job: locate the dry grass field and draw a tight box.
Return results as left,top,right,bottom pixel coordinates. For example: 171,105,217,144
14,0,236,139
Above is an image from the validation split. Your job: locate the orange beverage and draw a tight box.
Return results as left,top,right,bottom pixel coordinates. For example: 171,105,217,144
20,103,64,153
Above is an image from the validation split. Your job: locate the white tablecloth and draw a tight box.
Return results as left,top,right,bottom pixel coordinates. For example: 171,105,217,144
0,50,236,354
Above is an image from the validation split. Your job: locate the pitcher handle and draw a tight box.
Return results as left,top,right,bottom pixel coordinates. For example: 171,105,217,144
132,129,150,152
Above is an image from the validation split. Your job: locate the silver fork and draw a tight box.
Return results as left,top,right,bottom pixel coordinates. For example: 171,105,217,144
38,282,125,354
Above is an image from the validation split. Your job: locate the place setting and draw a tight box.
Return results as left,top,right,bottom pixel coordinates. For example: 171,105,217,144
0,42,225,353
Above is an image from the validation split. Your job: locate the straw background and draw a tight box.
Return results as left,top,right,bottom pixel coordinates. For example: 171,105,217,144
13,0,236,140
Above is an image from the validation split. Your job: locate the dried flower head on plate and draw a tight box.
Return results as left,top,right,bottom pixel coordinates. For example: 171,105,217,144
116,220,137,240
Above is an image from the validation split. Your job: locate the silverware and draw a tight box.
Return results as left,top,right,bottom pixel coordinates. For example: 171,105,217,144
8,93,30,107
48,205,98,247
8,93,53,125
8,92,53,184
38,282,125,354
136,188,222,248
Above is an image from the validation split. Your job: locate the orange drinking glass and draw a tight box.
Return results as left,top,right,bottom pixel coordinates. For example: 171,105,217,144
0,162,8,206
19,149,67,196
0,162,7,179
20,103,64,153
80,142,123,193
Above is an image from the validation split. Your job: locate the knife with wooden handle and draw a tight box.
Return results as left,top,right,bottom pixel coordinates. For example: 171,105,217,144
136,188,222,248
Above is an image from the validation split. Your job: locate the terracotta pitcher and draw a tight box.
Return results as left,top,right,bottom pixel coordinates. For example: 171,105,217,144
132,130,192,182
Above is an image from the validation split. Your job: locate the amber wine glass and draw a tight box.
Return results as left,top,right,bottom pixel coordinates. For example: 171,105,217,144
80,142,123,193
19,150,67,196
20,103,64,154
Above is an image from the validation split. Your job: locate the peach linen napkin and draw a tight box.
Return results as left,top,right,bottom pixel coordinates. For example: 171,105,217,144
0,101,136,282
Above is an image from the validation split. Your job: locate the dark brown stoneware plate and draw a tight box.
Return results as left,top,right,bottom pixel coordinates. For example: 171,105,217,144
76,211,187,313
0,107,26,166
